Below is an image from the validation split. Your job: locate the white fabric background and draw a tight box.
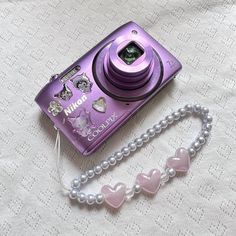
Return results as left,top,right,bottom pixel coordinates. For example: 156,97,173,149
0,0,236,235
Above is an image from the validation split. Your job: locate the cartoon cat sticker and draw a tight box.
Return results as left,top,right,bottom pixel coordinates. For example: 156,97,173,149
67,108,95,137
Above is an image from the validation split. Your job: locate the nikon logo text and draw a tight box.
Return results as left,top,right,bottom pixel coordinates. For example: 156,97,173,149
64,95,87,116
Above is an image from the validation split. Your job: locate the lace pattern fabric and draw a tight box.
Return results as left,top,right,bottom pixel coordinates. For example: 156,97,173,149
0,0,235,235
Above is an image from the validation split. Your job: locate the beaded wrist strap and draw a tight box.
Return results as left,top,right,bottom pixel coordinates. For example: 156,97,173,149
59,104,212,209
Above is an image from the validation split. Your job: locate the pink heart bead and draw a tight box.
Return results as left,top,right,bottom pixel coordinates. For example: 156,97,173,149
101,183,126,209
166,147,190,172
136,169,161,194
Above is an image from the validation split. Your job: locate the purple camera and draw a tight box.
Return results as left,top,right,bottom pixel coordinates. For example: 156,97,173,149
35,22,182,155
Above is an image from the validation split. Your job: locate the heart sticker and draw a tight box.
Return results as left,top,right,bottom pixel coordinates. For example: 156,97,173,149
166,147,190,172
92,97,106,113
101,183,126,209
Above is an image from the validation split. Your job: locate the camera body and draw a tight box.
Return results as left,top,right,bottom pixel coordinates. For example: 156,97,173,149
35,22,182,155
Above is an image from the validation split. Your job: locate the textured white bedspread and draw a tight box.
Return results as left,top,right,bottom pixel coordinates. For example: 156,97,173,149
0,0,236,235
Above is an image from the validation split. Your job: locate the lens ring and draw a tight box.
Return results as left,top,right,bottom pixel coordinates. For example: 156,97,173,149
104,52,153,89
104,55,155,90
92,42,163,101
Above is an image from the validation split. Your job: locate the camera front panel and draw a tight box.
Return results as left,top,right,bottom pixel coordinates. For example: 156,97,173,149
35,22,182,155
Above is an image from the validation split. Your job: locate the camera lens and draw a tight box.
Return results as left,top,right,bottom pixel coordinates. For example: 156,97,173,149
93,36,162,101
118,42,143,65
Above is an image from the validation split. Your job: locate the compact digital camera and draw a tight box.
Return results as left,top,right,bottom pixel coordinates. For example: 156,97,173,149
35,22,182,155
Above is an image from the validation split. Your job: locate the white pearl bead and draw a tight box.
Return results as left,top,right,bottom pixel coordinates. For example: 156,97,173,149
204,123,212,131
114,151,124,160
94,165,102,175
101,160,109,169
86,194,95,205
80,174,88,184
134,138,143,147
188,148,196,157
203,130,209,137
141,133,149,143
153,124,162,133
166,115,174,124
193,141,201,150
147,128,155,137
77,192,86,203
87,169,95,178
133,184,141,193
173,111,181,120
160,120,168,128
69,189,78,199
122,147,130,156
95,194,104,204
71,179,80,188
179,108,186,117
201,107,209,114
194,104,201,113
128,142,137,152
205,115,213,123
185,104,193,113
108,156,116,165
166,168,176,178
198,136,205,144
